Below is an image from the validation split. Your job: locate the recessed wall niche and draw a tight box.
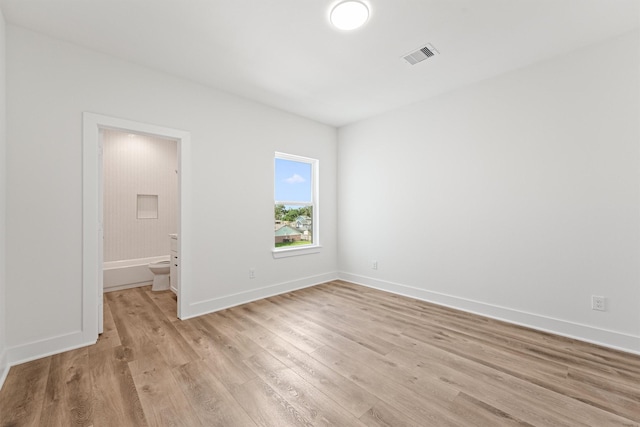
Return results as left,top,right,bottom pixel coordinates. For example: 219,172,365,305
137,194,159,219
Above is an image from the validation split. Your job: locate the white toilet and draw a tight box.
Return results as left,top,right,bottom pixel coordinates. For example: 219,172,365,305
148,260,171,291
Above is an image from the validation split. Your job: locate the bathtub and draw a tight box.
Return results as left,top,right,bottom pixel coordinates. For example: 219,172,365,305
103,255,170,292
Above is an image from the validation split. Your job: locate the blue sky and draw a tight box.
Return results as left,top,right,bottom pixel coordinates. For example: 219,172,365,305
275,158,312,202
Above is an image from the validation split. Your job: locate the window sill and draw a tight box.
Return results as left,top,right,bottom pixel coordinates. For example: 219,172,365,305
272,245,322,259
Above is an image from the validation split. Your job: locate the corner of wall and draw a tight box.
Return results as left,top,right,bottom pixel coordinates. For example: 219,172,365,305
0,350,8,390
0,4,8,388
336,31,640,357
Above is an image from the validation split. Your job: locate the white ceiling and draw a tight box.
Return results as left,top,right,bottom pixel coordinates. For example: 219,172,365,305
0,0,638,127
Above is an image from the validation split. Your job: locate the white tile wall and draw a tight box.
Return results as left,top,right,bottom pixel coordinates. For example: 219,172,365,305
103,129,177,262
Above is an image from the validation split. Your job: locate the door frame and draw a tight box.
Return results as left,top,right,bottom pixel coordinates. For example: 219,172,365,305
82,112,191,339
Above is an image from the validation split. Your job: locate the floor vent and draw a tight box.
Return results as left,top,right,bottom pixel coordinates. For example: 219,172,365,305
403,43,439,65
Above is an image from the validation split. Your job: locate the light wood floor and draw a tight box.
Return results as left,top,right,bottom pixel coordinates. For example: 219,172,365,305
1,281,640,426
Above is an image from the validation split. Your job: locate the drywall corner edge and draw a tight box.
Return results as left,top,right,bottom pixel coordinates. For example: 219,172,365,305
0,349,7,390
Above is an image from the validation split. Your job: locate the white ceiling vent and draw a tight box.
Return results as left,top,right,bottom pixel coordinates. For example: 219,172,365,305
402,43,439,65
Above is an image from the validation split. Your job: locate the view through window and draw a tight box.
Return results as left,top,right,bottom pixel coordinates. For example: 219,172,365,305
274,153,317,249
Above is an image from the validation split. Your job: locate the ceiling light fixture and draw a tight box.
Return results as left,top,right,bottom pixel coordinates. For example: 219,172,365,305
330,1,369,31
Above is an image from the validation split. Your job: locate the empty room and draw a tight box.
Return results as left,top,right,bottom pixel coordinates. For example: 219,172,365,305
0,0,639,426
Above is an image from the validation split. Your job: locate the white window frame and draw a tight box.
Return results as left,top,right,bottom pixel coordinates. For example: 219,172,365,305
273,152,321,258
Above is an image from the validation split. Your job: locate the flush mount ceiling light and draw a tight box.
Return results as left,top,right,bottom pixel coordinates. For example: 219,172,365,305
330,1,369,31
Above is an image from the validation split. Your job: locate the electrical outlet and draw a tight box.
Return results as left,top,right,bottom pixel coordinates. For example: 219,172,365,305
249,268,255,279
372,260,378,270
591,295,605,311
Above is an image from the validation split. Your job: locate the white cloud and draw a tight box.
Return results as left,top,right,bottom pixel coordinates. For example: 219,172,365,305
284,174,306,184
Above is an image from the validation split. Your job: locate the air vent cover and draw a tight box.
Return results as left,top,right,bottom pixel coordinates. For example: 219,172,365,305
403,43,439,65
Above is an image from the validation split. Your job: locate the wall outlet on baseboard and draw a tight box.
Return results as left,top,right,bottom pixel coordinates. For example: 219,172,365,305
249,268,255,279
372,260,378,270
591,295,605,311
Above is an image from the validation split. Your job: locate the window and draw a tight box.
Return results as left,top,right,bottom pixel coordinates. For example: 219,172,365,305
274,152,319,257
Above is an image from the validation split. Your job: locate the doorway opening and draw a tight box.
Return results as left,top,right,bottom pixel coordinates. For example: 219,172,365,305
102,129,177,297
82,113,191,339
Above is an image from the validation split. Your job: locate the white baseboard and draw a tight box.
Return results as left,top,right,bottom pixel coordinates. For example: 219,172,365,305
104,281,152,293
3,270,637,393
181,272,340,320
0,348,8,390
1,272,339,390
5,331,96,370
0,330,96,391
339,272,640,356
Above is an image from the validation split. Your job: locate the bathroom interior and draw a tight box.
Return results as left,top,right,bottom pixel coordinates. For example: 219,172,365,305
102,129,179,298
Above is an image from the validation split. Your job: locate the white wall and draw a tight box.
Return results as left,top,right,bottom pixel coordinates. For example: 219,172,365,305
0,7,8,385
4,20,636,370
103,129,177,262
5,26,337,362
338,30,640,353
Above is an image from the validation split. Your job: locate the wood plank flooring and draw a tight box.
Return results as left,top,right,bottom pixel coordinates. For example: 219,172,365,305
2,280,640,426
